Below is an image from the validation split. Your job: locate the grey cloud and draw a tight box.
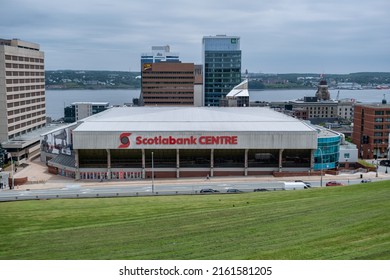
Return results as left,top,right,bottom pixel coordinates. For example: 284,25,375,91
1,0,389,72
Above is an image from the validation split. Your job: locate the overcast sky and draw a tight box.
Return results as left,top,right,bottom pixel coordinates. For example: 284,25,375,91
1,0,389,73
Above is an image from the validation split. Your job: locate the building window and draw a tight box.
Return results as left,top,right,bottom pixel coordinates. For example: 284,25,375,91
375,118,383,122
344,153,350,159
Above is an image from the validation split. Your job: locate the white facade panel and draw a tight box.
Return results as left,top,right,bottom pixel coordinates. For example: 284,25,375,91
73,131,317,150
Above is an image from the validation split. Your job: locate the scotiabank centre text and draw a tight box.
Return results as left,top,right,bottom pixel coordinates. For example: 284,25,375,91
135,135,238,145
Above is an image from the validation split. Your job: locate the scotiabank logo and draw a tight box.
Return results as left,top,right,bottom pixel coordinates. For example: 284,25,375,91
118,133,238,148
118,132,132,148
136,135,238,145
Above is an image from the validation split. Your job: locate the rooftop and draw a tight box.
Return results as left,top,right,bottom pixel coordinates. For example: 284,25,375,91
226,79,249,98
74,107,316,133
1,124,68,149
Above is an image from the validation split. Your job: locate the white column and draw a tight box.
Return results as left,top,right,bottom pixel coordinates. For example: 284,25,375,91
106,149,111,179
279,149,284,172
74,149,80,180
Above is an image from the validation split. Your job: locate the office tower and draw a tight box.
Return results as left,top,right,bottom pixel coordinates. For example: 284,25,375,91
141,62,195,106
202,35,241,106
0,39,46,143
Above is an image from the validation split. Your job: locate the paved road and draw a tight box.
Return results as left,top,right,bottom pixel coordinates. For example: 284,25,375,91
1,157,389,201
0,177,380,202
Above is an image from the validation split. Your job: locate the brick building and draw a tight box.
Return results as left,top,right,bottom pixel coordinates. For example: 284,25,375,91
353,103,390,159
140,62,195,106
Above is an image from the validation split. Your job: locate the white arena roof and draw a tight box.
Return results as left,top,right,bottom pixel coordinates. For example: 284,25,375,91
73,107,315,133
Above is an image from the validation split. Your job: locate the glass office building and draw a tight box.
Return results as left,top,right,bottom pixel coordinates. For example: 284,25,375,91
313,130,341,171
202,35,241,106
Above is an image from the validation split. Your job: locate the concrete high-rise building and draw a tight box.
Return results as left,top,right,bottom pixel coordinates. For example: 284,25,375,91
141,62,195,106
0,39,46,141
202,35,241,106
0,39,46,162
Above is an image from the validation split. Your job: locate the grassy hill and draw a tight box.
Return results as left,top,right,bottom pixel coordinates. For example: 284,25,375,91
0,182,389,260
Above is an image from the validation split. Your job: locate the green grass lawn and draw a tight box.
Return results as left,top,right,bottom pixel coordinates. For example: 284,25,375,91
0,181,389,260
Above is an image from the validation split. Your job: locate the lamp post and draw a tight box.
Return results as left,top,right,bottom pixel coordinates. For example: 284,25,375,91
375,142,379,178
151,151,154,193
11,158,14,190
318,148,323,187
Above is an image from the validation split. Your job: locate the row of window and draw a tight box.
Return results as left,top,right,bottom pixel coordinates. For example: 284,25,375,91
9,123,45,140
142,76,194,80
143,92,193,96
374,124,390,129
8,110,45,123
7,97,45,107
8,105,44,116
142,71,194,74
6,78,44,84
205,53,241,58
374,111,390,115
144,96,194,100
205,63,241,68
5,63,44,69
7,101,45,111
142,81,194,85
6,91,44,100
8,115,46,132
142,86,193,90
373,139,389,144
374,118,390,122
5,71,44,77
5,55,43,63
7,85,45,93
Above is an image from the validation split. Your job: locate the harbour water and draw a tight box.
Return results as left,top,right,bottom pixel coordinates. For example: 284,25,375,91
45,88,390,120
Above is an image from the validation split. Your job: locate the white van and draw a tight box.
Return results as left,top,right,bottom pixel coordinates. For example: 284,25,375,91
282,182,307,190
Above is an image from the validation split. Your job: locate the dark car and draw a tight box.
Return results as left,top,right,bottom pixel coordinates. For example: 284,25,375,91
380,160,390,166
226,188,243,193
200,188,220,193
326,181,344,186
361,179,372,183
254,188,269,192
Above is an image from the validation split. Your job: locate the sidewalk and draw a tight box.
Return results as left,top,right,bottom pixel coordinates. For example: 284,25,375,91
9,157,390,191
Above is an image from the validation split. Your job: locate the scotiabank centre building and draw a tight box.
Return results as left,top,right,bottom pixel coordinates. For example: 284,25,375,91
42,107,319,180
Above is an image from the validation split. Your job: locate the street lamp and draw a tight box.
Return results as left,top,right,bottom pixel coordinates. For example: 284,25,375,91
11,158,14,190
318,148,323,187
375,142,380,178
151,151,154,193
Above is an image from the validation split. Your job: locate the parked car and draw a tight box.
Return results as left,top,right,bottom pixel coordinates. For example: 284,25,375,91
361,179,372,183
200,188,220,193
226,188,243,193
380,160,390,166
326,181,344,186
254,188,269,192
